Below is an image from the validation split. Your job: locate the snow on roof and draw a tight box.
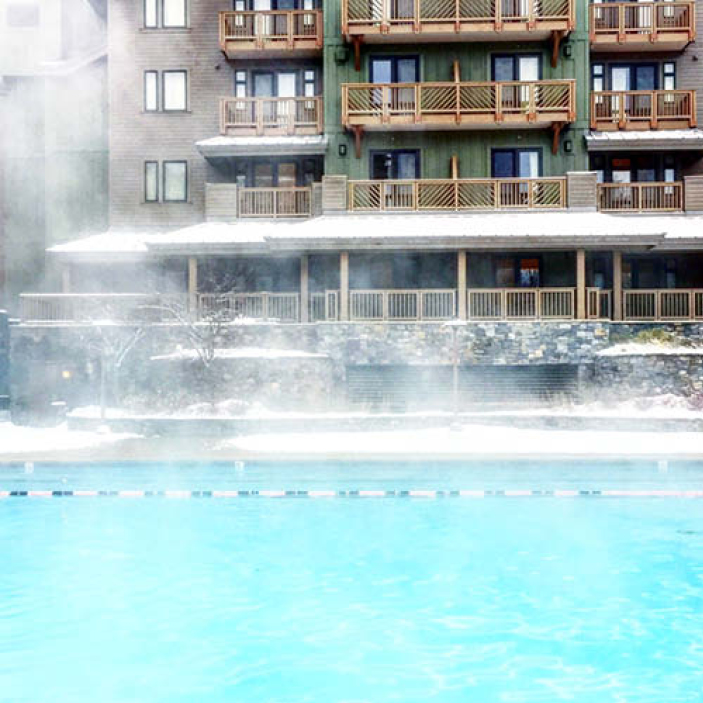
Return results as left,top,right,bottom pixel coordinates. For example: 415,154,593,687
586,129,703,151
196,135,328,156
144,221,301,250
48,231,152,255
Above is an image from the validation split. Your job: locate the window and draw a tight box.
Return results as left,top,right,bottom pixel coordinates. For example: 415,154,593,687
304,70,316,97
235,71,247,98
144,71,158,112
163,161,188,201
371,150,420,180
592,63,604,92
144,0,187,28
145,162,159,202
495,257,541,288
6,1,39,27
491,149,541,178
492,55,541,81
162,0,187,27
162,70,187,111
663,62,676,91
369,56,419,84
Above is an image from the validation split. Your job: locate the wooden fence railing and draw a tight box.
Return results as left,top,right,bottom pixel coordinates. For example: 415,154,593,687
342,0,574,34
197,292,300,322
597,182,683,212
591,90,696,130
221,97,323,136
587,288,612,320
350,289,456,320
349,178,567,211
310,291,340,322
589,1,695,43
467,288,575,320
238,187,312,218
342,81,575,127
219,10,323,52
623,290,703,321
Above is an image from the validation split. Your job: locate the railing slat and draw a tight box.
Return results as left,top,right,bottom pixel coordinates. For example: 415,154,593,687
597,182,683,212
238,187,312,218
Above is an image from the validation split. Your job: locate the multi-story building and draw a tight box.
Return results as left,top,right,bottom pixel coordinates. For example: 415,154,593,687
13,0,703,408
0,0,109,309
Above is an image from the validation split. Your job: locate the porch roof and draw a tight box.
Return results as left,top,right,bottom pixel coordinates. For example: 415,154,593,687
585,129,703,152
196,135,329,158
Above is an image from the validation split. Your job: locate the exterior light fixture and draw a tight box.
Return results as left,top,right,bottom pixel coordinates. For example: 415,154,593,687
564,140,573,153
338,143,347,157
563,44,573,58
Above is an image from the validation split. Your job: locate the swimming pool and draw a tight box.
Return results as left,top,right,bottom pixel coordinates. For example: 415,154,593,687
1,462,703,702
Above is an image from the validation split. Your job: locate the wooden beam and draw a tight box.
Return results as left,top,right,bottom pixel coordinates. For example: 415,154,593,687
576,249,586,320
551,123,563,155
457,250,467,320
339,252,349,321
352,36,362,72
188,256,198,315
453,60,461,83
551,30,565,68
450,155,459,180
352,125,363,159
612,251,623,321
300,254,309,323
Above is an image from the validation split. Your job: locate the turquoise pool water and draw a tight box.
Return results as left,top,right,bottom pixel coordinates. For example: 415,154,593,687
1,462,703,702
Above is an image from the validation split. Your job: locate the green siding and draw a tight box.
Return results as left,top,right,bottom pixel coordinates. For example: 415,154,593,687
323,0,590,178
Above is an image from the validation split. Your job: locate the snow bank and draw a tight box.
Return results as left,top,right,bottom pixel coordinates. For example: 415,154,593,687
221,424,703,457
0,422,138,458
150,347,328,362
598,343,703,357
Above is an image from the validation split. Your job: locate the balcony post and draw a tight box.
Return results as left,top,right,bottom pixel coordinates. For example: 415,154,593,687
576,249,586,320
457,251,467,320
339,251,349,321
300,254,309,323
612,251,623,321
188,256,198,315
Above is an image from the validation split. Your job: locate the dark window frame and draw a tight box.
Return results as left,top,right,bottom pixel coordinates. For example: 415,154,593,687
161,69,188,112
490,148,543,178
491,53,543,82
369,149,421,180
162,160,188,202
369,55,420,84
608,62,659,91
144,70,159,112
144,161,159,203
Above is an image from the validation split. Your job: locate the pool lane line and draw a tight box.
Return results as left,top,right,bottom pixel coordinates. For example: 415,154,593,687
2,489,703,498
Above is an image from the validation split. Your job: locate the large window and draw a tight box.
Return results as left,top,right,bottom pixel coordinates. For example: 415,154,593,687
144,0,187,28
492,54,541,82
163,161,188,202
144,70,187,111
370,150,420,180
590,154,677,183
162,70,187,111
369,56,419,84
491,149,541,178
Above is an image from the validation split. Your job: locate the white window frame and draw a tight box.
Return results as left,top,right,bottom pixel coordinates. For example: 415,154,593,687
162,70,188,112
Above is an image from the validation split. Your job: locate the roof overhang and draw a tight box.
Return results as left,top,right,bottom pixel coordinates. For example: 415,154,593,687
196,135,328,158
585,129,703,152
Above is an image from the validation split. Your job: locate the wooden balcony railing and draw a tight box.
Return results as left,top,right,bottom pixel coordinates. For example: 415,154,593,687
591,90,696,130
349,178,567,211
598,182,683,212
587,288,612,320
467,288,575,319
590,1,695,49
623,289,703,321
221,97,323,136
342,0,575,38
198,292,300,322
310,291,340,322
19,294,172,324
350,289,457,320
238,187,312,218
342,81,576,129
219,10,323,57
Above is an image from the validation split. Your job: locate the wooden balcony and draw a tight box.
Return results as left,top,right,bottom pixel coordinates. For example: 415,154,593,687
219,10,323,58
197,292,300,323
220,97,323,137
238,187,312,218
591,90,696,131
590,1,695,52
350,289,456,320
342,81,576,131
623,289,703,320
468,288,575,319
341,0,575,42
597,182,683,212
348,178,567,211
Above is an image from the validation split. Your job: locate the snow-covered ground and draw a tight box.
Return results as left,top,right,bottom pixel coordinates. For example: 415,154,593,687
220,424,703,457
0,422,138,458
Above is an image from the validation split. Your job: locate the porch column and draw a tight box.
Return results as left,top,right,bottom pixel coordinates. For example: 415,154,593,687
300,254,309,323
188,256,198,315
576,249,586,320
612,251,623,321
339,251,349,322
61,265,71,293
457,250,467,320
